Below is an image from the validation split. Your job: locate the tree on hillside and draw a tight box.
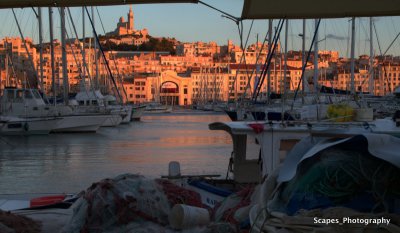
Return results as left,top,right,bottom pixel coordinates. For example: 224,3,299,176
100,36,176,53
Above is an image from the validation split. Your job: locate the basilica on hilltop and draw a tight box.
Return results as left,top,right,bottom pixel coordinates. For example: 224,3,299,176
106,6,148,38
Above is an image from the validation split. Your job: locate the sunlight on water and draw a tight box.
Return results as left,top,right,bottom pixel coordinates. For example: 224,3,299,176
0,112,233,194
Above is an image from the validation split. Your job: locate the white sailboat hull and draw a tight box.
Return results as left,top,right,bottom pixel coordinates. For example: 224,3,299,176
101,114,123,127
0,117,59,135
131,105,146,121
51,114,108,133
108,105,132,124
122,106,133,123
145,105,173,114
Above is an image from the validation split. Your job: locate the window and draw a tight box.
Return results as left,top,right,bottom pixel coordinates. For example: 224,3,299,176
184,88,187,94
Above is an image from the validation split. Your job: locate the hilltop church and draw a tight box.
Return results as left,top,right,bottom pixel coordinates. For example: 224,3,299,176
107,6,148,38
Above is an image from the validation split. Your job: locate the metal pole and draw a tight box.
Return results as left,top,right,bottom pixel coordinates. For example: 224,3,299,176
302,19,306,103
369,17,374,94
82,7,86,88
49,7,56,104
283,19,288,114
350,17,356,94
38,7,44,92
60,7,69,104
267,19,272,103
313,19,319,93
92,6,99,90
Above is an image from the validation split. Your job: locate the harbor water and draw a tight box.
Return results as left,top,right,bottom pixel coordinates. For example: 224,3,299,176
0,111,232,195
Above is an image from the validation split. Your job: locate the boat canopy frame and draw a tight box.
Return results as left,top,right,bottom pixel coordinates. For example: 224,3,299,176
0,0,198,9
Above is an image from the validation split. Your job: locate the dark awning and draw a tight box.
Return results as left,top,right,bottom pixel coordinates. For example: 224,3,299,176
241,0,400,19
0,0,198,9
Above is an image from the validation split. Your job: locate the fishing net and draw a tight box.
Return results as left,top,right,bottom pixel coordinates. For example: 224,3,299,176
270,146,400,216
251,207,400,233
212,185,258,232
61,173,205,233
0,210,41,233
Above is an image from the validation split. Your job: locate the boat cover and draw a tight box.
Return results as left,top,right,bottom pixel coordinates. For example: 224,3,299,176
278,133,400,182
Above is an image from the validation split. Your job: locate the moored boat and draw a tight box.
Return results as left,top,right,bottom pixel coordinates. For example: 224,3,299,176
144,102,173,113
0,116,59,135
0,87,108,133
51,114,107,133
130,104,146,121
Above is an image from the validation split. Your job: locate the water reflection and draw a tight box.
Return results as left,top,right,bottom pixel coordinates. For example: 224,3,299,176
0,112,232,194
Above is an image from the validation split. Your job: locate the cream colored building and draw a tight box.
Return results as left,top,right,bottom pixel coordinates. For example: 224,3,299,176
176,41,220,57
0,37,37,90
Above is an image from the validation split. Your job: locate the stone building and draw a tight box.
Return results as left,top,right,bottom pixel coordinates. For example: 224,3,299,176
111,6,135,36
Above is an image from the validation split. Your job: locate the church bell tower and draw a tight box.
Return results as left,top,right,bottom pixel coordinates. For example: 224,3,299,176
128,5,134,31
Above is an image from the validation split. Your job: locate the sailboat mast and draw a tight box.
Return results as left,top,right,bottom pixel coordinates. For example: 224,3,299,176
49,7,56,105
267,19,272,103
301,19,306,103
11,9,40,89
369,17,374,94
350,17,356,94
92,6,99,90
5,48,8,86
313,19,319,93
82,7,86,88
60,7,69,104
0,46,2,88
38,7,44,92
283,20,288,98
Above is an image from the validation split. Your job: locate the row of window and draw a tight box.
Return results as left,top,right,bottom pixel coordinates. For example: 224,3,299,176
129,94,146,99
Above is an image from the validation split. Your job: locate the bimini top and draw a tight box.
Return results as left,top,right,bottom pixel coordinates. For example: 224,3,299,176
0,0,198,8
241,0,400,19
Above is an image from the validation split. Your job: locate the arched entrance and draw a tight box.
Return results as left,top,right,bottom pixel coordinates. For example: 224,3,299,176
160,81,179,106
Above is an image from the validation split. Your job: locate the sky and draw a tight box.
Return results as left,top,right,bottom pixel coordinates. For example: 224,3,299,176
0,0,399,58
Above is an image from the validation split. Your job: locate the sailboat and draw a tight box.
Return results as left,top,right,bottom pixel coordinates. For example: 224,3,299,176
48,6,125,128
130,104,147,120
0,87,60,135
78,6,133,125
72,89,123,126
0,115,59,135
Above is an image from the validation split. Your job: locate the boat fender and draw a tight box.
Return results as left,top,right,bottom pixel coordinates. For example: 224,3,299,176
24,122,29,131
30,194,67,208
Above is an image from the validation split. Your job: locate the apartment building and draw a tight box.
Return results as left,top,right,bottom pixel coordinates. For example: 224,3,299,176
0,37,37,90
176,41,220,57
2,33,400,106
